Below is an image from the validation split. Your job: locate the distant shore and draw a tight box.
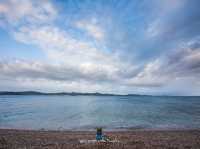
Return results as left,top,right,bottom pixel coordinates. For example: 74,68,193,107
1,91,200,97
0,129,200,149
0,91,144,96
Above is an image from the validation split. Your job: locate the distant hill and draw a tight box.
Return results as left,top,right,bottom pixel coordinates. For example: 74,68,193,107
0,91,148,96
1,91,196,97
0,91,131,96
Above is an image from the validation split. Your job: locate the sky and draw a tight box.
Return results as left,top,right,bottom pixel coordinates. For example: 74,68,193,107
0,0,200,95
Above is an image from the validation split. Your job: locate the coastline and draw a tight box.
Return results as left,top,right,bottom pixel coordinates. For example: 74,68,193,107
1,129,200,149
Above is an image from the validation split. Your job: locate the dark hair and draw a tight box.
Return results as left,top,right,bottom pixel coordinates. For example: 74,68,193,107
96,127,102,134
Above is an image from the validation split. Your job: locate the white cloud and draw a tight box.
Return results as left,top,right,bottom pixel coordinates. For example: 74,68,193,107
13,25,136,80
125,41,200,95
123,59,172,89
0,0,136,89
1,41,200,95
0,0,57,27
76,19,104,41
0,59,138,94
0,0,200,95
4,22,200,95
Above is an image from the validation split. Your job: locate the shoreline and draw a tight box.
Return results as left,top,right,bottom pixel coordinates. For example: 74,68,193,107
1,126,200,132
1,129,200,149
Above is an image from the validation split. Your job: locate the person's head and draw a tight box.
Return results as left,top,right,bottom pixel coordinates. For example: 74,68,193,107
96,127,102,134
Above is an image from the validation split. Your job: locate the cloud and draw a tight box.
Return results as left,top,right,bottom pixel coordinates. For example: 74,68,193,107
166,43,200,77
126,60,168,87
127,38,200,95
0,0,200,95
0,59,111,82
0,0,57,27
0,59,140,94
13,25,123,68
1,39,200,95
76,18,104,41
12,22,142,81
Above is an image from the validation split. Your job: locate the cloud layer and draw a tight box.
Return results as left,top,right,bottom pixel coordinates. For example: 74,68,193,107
0,0,200,95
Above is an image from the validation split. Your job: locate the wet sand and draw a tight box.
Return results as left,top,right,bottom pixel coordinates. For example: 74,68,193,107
0,129,200,149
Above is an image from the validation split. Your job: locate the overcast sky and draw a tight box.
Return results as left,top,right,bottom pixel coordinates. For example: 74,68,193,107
0,0,200,95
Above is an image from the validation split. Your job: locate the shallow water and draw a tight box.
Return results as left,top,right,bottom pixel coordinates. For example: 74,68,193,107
0,95,200,130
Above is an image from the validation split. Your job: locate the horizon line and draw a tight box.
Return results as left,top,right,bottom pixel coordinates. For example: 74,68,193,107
0,91,199,97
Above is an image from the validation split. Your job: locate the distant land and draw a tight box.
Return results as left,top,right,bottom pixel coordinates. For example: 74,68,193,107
0,91,199,97
0,91,137,96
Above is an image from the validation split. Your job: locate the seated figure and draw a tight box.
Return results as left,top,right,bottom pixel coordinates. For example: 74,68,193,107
96,127,103,140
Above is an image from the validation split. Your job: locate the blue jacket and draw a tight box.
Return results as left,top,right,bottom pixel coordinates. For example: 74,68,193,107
96,132,102,140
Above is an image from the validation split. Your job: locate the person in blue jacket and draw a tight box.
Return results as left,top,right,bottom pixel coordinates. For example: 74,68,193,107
96,127,103,140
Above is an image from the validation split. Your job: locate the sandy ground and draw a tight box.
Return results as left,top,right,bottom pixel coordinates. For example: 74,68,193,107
0,129,200,149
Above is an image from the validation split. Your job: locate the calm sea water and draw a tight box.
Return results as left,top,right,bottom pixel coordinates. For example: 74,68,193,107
0,95,200,130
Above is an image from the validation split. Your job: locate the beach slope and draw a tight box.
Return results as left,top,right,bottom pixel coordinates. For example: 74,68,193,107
0,129,200,149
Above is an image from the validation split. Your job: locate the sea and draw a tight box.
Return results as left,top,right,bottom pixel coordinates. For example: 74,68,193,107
0,95,200,130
